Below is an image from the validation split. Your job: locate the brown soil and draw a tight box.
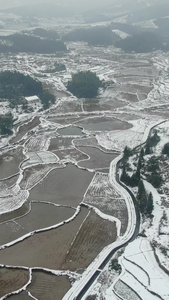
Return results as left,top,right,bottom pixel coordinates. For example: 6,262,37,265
62,210,117,271
0,207,89,269
27,270,71,300
6,291,31,299
0,267,29,298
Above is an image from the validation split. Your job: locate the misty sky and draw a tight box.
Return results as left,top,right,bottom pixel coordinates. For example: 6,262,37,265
0,0,114,10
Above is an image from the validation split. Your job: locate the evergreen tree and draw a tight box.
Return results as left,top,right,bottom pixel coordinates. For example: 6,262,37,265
138,147,144,169
152,130,160,147
131,167,140,186
120,165,130,184
145,139,152,155
67,71,102,98
137,180,147,214
145,130,160,154
0,113,14,135
146,192,154,215
162,142,169,157
123,146,132,159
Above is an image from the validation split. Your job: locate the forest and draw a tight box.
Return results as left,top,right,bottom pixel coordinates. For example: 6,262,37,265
0,71,55,110
63,26,120,46
67,71,102,98
0,34,67,54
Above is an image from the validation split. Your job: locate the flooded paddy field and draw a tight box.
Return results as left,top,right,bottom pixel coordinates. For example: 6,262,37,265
0,207,89,269
82,97,127,112
0,201,30,224
29,164,94,207
0,35,166,300
73,136,119,153
77,146,118,170
0,202,75,246
47,115,81,125
75,116,132,132
57,126,85,136
0,147,25,179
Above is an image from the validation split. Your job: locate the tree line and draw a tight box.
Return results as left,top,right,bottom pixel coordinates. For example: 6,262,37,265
0,70,55,112
0,34,67,54
120,129,167,216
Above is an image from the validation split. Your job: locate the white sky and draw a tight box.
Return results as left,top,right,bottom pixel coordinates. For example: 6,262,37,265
0,0,113,10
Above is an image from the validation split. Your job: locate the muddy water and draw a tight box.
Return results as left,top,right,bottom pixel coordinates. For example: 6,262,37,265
0,203,75,246
57,126,84,136
0,207,89,269
76,116,132,131
83,98,127,112
77,146,118,170
0,147,25,179
29,164,94,207
0,201,30,224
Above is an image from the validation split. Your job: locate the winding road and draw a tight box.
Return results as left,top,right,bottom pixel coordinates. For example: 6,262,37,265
63,154,140,300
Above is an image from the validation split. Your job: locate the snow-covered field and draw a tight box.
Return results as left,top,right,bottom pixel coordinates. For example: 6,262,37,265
0,27,169,299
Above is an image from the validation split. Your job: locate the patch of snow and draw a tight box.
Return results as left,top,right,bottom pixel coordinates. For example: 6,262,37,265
112,30,131,39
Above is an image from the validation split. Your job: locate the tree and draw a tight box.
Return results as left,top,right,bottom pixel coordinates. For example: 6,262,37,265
120,165,130,184
146,192,154,215
145,130,160,154
162,142,169,157
131,168,140,186
0,113,14,135
147,173,163,188
146,156,163,188
40,91,55,110
123,146,132,159
67,71,102,98
138,147,144,169
0,71,55,111
0,71,43,99
137,180,147,214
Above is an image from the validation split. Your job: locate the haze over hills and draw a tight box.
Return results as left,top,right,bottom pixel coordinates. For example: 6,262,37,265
0,0,168,20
